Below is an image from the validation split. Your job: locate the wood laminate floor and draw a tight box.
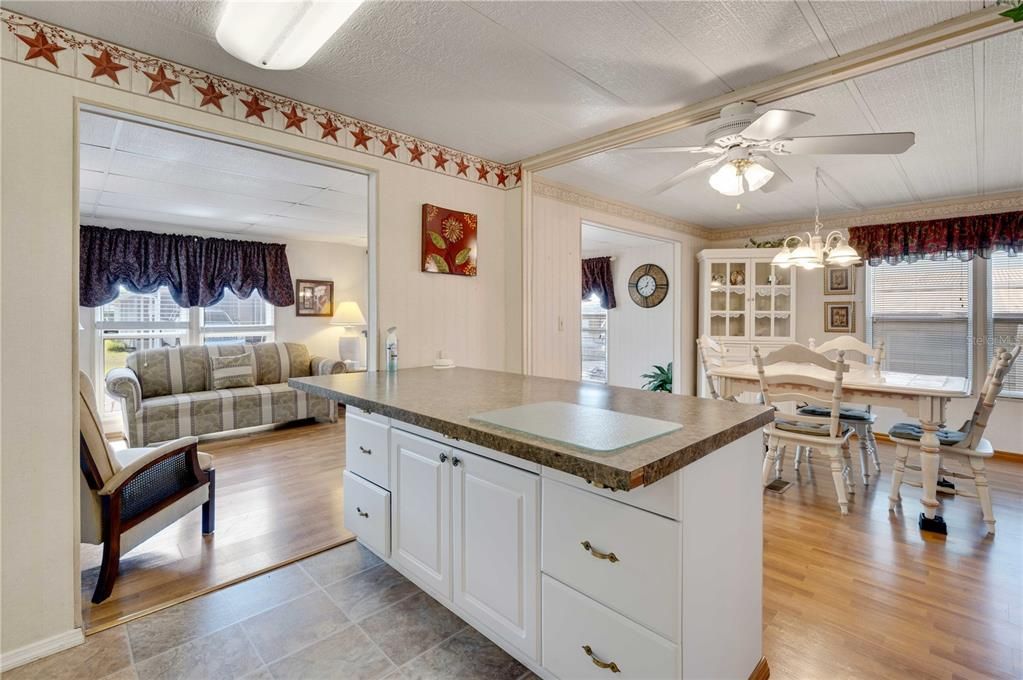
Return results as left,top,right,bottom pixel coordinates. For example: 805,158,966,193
80,419,354,632
62,421,1021,678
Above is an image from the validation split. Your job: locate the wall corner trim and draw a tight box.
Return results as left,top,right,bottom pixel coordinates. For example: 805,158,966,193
0,628,85,672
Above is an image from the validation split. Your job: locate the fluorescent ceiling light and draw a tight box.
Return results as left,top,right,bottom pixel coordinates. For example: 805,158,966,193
216,0,364,70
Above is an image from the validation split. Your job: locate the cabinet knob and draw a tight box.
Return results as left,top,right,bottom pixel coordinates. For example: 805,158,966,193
359,446,372,455
581,540,619,563
582,645,621,673
356,506,369,518
452,456,461,467
439,452,448,463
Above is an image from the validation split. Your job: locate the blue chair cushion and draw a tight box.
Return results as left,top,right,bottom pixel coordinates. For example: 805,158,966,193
888,422,967,446
798,405,874,422
775,420,851,437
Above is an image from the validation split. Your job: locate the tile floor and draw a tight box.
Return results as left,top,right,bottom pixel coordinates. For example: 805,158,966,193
5,542,538,680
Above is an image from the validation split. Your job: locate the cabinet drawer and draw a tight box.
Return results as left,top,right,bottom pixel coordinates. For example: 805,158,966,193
542,465,679,520
542,479,679,641
542,575,676,680
346,411,390,489
343,470,390,558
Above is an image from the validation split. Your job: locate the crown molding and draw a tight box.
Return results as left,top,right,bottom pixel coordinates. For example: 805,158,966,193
532,177,710,239
0,10,520,190
705,190,1023,242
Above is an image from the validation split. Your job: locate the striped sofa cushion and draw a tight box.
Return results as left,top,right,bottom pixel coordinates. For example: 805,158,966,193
210,352,257,389
251,342,312,385
127,345,211,399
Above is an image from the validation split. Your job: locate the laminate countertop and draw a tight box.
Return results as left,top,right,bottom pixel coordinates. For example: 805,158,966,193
290,367,773,491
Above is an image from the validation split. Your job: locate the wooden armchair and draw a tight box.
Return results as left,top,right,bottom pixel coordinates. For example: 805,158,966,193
79,371,215,603
696,335,734,401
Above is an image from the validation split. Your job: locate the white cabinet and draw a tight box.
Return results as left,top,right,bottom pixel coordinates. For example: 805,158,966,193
453,450,539,659
342,470,391,558
698,248,797,397
391,429,452,598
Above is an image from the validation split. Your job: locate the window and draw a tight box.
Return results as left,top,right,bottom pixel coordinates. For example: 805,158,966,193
201,289,275,345
581,294,608,383
867,259,973,380
990,252,1023,397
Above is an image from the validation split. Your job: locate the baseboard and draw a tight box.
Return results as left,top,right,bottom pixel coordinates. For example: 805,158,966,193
0,628,85,672
872,432,1021,461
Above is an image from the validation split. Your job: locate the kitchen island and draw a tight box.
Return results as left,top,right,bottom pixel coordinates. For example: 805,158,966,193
291,367,773,680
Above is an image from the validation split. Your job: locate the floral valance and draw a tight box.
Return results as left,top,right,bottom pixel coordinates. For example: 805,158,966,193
848,211,1022,266
80,226,295,307
582,256,616,309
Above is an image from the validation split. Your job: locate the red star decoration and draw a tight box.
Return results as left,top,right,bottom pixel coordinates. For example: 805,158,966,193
455,158,470,177
241,94,271,122
319,117,342,142
144,65,180,98
407,144,425,165
513,166,522,185
351,127,373,149
283,105,307,132
495,168,509,187
380,136,400,157
432,151,449,171
17,30,65,68
475,163,490,182
193,80,227,111
84,49,126,84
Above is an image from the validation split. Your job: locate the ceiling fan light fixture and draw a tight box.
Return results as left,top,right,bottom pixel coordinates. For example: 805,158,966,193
743,161,774,192
216,0,364,70
708,163,745,196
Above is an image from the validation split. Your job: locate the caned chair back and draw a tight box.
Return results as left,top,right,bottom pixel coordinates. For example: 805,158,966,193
79,371,119,488
754,344,847,439
697,335,729,400
960,344,1021,449
810,336,884,375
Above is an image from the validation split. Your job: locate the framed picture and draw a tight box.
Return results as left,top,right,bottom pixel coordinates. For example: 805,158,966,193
824,302,856,333
422,203,478,276
824,266,855,295
295,279,333,317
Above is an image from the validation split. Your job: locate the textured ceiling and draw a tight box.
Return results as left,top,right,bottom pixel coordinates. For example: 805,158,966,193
542,28,1023,230
582,223,667,258
79,110,369,245
4,0,983,164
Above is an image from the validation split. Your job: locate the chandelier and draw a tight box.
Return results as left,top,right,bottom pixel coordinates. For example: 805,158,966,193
771,169,860,270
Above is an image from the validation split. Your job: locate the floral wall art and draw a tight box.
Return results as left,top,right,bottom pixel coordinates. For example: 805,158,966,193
421,204,478,276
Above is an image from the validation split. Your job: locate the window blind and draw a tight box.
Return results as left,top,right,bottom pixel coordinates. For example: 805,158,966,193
581,294,608,383
990,252,1022,397
868,259,973,379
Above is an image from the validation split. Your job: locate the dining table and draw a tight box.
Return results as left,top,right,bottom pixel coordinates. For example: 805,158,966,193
710,362,971,533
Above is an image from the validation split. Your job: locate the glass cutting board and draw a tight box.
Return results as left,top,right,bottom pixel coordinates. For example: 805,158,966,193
470,401,682,454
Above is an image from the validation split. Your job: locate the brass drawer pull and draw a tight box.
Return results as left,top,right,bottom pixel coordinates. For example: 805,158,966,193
359,446,372,455
581,540,619,563
582,645,621,673
356,506,369,518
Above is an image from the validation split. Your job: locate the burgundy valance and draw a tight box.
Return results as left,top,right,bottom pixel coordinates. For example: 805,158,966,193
848,211,1022,266
582,256,616,309
80,226,295,307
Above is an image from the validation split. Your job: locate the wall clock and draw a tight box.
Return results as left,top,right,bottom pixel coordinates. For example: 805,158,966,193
628,264,669,308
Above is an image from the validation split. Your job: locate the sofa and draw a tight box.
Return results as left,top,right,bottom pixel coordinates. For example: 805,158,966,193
106,341,345,447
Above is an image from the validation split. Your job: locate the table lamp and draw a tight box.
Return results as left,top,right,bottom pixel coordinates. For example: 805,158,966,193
331,301,367,369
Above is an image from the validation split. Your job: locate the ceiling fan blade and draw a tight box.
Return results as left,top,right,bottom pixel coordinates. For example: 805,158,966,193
741,109,814,141
649,156,726,196
620,146,720,154
755,156,792,194
773,132,915,155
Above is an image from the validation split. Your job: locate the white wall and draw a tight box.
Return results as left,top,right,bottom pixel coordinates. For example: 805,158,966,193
584,242,674,390
529,191,702,393
1,61,521,660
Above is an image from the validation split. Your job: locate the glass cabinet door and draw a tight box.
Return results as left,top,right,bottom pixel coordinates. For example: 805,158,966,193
709,260,748,338
753,262,792,338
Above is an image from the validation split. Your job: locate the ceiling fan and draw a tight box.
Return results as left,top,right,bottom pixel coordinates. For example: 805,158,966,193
623,101,915,197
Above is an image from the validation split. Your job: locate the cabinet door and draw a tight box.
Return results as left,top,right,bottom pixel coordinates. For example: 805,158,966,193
707,259,749,339
392,429,452,599
453,450,539,660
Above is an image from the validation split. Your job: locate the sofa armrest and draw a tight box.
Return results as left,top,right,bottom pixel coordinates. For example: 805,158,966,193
106,367,142,414
99,436,201,496
311,356,347,376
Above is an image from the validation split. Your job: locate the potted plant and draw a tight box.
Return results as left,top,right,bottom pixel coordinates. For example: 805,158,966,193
641,362,672,392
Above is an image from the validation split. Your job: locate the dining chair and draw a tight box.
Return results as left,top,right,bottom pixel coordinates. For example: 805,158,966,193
697,335,734,401
799,337,885,484
80,370,216,602
888,343,1020,535
755,344,856,514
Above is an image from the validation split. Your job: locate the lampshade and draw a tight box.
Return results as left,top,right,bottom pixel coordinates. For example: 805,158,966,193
743,161,774,192
216,0,364,70
330,301,366,326
825,241,862,266
708,163,744,196
771,249,793,269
